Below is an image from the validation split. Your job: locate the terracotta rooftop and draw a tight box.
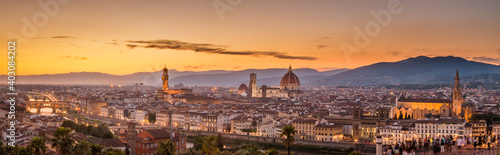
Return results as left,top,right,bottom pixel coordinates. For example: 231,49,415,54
141,129,171,139
292,118,317,123
398,98,452,103
315,124,342,128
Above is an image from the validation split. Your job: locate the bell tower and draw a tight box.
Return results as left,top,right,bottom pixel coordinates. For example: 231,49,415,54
127,121,137,155
452,69,463,117
162,66,169,91
249,73,257,97
352,108,363,139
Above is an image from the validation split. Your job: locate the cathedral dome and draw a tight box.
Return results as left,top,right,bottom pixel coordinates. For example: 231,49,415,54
237,84,248,94
280,65,300,89
238,84,248,91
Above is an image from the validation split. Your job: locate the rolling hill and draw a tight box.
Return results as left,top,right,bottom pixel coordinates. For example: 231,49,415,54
313,56,500,86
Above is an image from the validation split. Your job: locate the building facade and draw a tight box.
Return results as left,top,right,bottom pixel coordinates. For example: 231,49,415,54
392,70,475,121
292,118,318,140
314,124,343,142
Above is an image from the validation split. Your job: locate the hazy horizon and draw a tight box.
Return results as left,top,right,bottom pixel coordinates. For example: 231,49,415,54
1,0,499,75
1,55,497,76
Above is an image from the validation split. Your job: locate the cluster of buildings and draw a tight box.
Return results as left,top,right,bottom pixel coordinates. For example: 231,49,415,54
2,65,500,154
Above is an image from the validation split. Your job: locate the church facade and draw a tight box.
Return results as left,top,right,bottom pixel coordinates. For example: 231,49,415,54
391,70,475,121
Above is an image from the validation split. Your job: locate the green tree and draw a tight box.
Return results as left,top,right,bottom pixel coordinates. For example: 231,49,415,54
155,140,177,155
4,145,16,155
349,151,363,155
51,127,75,155
0,141,5,155
233,149,250,155
29,137,48,155
252,120,257,129
8,146,33,155
267,148,278,155
193,135,205,151
399,111,403,120
104,148,125,155
85,125,94,135
125,147,130,155
148,112,156,124
280,125,297,155
246,145,259,155
424,113,434,119
73,140,91,155
216,133,224,151
62,120,75,128
404,112,407,119
217,150,232,155
202,135,219,155
62,120,114,139
91,144,105,155
178,148,203,155
97,123,114,138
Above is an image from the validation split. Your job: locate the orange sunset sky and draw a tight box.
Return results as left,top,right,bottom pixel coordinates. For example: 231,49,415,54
1,0,499,75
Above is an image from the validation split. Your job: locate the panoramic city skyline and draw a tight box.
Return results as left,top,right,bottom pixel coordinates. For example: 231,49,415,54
1,0,499,75
2,1,500,155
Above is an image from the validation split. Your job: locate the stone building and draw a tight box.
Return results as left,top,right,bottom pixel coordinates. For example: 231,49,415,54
392,70,475,121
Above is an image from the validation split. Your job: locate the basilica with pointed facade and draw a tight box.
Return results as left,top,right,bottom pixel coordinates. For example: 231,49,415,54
391,70,475,121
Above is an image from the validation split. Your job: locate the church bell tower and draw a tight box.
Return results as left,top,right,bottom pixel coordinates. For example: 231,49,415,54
452,69,463,117
249,73,257,97
127,121,137,155
162,66,169,91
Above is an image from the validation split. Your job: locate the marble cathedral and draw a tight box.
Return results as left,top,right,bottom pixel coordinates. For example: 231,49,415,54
391,70,475,121
248,65,302,98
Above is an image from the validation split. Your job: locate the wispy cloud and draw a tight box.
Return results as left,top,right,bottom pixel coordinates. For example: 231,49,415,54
120,39,317,60
388,51,401,56
313,37,332,49
58,55,87,60
472,56,500,64
126,44,138,49
34,36,82,48
51,36,76,39
34,36,77,39
316,45,328,49
184,65,203,69
313,37,331,42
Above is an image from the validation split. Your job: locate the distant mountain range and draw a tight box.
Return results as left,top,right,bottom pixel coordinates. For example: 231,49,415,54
0,67,348,86
2,56,499,86
313,56,500,86
170,68,349,86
